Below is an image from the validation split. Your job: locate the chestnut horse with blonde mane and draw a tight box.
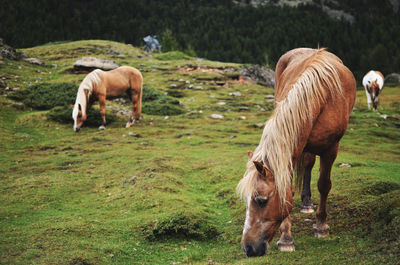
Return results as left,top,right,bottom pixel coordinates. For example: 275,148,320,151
72,66,143,132
237,48,356,257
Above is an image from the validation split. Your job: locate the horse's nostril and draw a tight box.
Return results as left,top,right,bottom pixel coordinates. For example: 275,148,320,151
244,242,267,257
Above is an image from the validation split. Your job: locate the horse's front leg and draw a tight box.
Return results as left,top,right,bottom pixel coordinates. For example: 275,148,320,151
277,215,295,251
98,95,106,130
313,144,338,238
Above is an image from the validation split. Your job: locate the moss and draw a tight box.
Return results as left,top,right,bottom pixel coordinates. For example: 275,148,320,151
361,181,400,196
155,51,192,61
141,210,219,241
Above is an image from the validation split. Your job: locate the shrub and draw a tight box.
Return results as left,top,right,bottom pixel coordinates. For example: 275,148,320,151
47,105,117,126
142,86,184,116
9,82,77,109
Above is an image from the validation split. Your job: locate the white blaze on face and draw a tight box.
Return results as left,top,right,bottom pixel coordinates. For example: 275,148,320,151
72,103,79,130
243,196,252,235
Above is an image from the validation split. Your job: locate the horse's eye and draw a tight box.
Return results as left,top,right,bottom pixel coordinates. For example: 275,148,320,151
254,196,269,208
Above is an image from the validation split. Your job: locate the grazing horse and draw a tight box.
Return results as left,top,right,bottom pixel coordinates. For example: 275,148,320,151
362,70,384,110
237,48,356,257
72,66,143,132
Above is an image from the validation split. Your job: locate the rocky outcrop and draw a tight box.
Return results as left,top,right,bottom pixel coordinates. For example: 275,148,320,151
239,64,275,87
73,57,119,73
0,38,47,65
0,38,26,60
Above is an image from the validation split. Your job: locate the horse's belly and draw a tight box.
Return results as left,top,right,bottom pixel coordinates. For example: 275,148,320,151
304,110,348,155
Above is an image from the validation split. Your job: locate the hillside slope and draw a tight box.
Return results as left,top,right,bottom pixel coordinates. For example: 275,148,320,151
0,40,399,264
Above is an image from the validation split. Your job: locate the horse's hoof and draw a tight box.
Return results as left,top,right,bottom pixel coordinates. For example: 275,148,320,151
277,240,295,252
125,122,131,128
300,205,314,213
313,223,330,238
99,125,106,130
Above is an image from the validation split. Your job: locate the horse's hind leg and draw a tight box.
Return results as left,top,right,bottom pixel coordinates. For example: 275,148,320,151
313,143,339,238
300,153,316,213
277,215,295,252
126,88,141,128
98,95,107,130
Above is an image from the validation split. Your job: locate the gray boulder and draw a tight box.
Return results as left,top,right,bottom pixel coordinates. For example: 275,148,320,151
23,57,45,66
73,57,119,73
239,64,275,88
385,73,400,86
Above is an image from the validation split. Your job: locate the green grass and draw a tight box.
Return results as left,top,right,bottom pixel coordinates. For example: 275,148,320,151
0,40,399,264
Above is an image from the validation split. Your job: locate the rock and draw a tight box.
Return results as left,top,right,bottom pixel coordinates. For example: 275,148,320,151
339,163,351,168
229,92,241,97
238,116,246,120
239,64,275,87
23,57,45,66
124,176,137,185
385,73,400,86
379,114,388,119
211,114,224,119
0,79,6,88
216,102,226,105
0,40,26,60
73,57,119,73
255,123,264,128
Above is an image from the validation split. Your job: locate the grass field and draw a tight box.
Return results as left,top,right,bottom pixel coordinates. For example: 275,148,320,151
0,40,399,264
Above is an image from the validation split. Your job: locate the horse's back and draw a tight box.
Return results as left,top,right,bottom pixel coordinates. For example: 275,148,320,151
275,48,356,154
101,66,143,97
362,70,384,88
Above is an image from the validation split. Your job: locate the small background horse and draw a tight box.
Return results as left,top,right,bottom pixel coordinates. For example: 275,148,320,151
72,66,143,132
237,48,356,257
362,70,384,110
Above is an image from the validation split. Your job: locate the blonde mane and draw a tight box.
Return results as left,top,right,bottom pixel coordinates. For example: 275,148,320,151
73,69,103,118
237,50,343,205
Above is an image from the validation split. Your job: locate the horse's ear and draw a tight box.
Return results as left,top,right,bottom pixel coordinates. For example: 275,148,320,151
253,161,265,176
248,151,253,159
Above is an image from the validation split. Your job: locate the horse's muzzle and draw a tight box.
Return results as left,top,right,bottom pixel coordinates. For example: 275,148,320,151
74,126,81,132
243,241,268,257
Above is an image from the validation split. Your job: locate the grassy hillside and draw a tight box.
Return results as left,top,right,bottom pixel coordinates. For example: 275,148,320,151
0,40,399,264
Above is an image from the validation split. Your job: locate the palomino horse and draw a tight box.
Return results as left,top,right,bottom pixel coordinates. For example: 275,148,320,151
362,70,384,110
237,48,356,257
72,66,143,132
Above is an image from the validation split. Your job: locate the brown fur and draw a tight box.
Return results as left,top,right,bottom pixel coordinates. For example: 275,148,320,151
239,48,356,257
73,66,143,131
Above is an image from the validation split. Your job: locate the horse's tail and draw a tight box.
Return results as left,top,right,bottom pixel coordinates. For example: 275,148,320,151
132,69,143,120
294,152,306,193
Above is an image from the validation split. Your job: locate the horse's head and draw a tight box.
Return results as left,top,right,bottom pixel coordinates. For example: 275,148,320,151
367,79,381,110
72,103,87,132
240,153,293,257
